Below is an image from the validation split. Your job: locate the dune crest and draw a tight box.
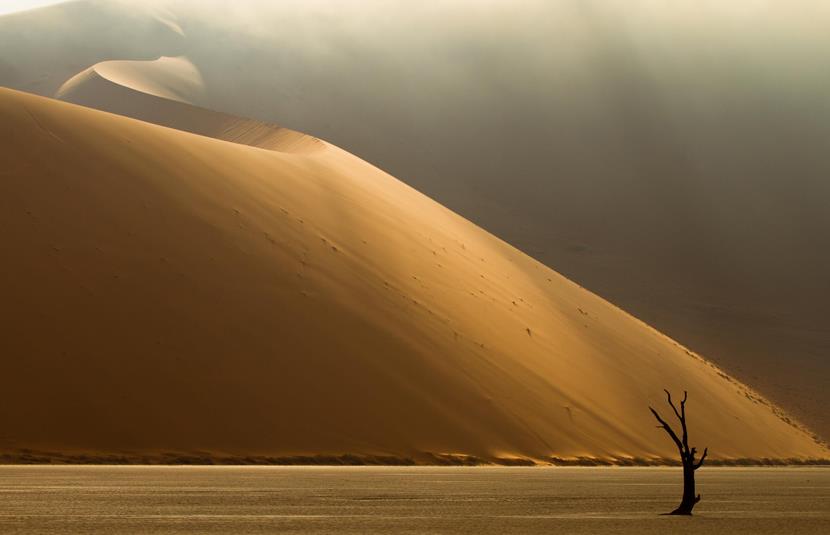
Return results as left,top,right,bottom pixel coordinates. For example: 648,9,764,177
0,0,186,96
0,88,826,464
56,57,325,154
58,56,206,106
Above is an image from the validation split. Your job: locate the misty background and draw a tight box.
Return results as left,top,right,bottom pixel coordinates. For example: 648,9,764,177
1,0,829,440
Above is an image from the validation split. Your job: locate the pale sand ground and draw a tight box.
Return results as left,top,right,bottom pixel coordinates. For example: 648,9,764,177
0,466,827,534
4,0,828,442
0,87,825,463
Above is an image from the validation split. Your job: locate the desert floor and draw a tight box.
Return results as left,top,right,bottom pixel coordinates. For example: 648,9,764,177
0,466,827,534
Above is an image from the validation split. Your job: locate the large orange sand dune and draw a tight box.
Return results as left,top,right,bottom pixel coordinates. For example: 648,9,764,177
0,88,825,463
2,0,825,443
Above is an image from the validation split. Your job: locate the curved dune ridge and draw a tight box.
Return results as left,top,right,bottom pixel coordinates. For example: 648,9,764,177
0,0,188,96
56,56,324,154
58,56,206,106
0,88,826,464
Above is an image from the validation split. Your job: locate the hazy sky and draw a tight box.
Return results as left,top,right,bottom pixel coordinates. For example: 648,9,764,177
0,0,67,15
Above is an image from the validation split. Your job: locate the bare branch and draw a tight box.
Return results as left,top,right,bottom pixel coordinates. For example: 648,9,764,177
649,406,683,451
664,389,683,422
694,447,708,470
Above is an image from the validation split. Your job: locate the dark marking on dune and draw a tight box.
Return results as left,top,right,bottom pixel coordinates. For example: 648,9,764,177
23,104,64,144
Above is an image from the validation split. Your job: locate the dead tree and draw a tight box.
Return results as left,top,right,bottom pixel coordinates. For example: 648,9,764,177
649,389,708,515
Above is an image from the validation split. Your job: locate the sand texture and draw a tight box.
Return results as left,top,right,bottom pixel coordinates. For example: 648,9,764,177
0,88,826,464
2,467,829,534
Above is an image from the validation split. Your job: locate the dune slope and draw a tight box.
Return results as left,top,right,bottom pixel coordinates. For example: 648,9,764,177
0,88,825,463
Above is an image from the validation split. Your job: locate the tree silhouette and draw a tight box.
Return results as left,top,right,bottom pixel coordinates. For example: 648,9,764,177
649,389,708,515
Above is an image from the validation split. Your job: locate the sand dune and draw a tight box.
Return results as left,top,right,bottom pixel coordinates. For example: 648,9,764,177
55,56,324,154
0,1,185,96
5,1,826,442
0,88,825,463
58,56,207,107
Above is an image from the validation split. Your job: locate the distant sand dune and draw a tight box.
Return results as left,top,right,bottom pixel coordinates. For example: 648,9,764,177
0,88,825,464
58,56,207,106
0,1,186,95
56,56,324,154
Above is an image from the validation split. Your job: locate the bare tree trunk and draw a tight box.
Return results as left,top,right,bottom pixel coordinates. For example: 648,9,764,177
674,464,699,515
649,390,708,515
